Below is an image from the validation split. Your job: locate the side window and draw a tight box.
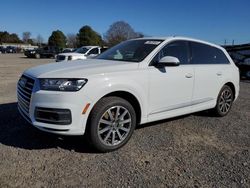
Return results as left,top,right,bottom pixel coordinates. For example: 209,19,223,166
151,41,190,65
190,42,229,64
88,48,99,55
190,42,213,64
213,48,230,64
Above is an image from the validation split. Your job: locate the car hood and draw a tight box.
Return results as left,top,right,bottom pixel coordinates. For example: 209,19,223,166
24,59,139,78
58,52,85,56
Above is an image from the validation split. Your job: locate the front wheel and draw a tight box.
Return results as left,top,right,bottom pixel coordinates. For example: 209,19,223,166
35,53,40,59
213,85,233,117
88,97,136,152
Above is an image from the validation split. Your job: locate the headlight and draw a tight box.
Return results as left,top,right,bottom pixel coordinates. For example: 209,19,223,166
39,78,87,91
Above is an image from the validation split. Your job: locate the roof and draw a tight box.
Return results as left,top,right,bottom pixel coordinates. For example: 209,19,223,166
80,46,100,49
133,36,223,50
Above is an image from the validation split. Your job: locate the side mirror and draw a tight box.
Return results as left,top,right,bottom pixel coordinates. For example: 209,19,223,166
158,56,180,66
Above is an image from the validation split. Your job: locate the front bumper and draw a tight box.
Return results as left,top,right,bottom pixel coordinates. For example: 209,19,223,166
17,76,93,135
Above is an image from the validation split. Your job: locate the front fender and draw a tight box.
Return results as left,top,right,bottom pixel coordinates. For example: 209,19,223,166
83,73,148,123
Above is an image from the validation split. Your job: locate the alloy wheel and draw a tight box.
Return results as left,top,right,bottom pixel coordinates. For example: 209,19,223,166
218,88,233,114
97,106,132,146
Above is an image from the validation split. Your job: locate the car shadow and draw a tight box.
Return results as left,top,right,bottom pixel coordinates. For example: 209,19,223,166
136,109,218,129
0,102,96,153
0,102,218,153
136,114,190,130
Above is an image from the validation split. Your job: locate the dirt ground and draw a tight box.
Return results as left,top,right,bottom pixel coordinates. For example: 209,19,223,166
0,54,249,187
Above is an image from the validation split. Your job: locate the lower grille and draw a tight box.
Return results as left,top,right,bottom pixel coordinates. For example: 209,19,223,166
35,107,72,125
17,75,35,121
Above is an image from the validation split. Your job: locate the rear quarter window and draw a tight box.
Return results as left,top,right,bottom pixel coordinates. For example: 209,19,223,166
190,42,230,64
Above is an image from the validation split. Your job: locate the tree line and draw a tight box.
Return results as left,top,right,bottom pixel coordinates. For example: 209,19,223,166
0,21,143,48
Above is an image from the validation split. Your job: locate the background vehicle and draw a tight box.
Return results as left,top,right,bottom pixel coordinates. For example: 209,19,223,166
224,43,250,79
62,48,75,53
24,46,61,58
56,46,108,62
235,60,250,79
0,46,6,53
6,46,17,53
18,37,239,152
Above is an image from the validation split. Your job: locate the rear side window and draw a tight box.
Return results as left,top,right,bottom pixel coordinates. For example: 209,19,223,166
190,42,229,64
213,48,230,64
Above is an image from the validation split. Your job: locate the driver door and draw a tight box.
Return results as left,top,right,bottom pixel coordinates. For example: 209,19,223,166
148,41,194,120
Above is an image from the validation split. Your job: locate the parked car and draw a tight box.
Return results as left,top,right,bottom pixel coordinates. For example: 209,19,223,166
235,58,250,79
0,46,6,53
6,46,17,53
17,37,239,152
56,46,108,62
62,48,75,53
24,46,61,58
24,49,37,57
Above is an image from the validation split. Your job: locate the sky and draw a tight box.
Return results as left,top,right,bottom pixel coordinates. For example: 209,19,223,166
0,0,250,45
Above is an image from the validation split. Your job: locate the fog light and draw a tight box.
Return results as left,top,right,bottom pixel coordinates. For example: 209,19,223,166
35,107,72,125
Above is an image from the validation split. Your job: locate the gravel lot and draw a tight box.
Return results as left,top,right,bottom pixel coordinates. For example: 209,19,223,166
0,54,249,187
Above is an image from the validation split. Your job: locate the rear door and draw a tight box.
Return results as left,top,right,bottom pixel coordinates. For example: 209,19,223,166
190,41,230,104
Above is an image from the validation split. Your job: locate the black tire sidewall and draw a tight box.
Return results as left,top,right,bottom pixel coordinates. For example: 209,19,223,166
89,97,136,152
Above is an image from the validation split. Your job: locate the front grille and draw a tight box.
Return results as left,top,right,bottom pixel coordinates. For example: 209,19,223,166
17,75,35,121
56,55,65,61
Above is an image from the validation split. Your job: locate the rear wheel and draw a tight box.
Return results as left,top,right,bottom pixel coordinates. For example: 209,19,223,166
213,85,233,117
88,97,136,152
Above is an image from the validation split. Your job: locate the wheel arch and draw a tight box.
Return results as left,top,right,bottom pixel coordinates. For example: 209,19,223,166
224,82,236,100
87,90,142,126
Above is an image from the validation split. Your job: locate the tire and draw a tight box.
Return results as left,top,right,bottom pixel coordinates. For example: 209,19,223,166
35,53,40,59
213,85,234,117
87,96,136,152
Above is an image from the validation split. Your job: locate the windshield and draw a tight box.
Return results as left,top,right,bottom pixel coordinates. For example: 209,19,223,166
97,39,163,62
75,47,89,54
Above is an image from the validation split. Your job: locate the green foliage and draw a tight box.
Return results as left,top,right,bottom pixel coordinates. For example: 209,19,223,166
48,30,67,48
0,31,22,43
27,39,34,45
77,25,103,47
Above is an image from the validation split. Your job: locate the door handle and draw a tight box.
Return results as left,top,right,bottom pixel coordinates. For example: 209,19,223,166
185,73,193,78
217,72,222,76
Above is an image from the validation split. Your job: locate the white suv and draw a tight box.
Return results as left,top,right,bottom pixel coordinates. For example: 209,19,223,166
17,37,239,152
